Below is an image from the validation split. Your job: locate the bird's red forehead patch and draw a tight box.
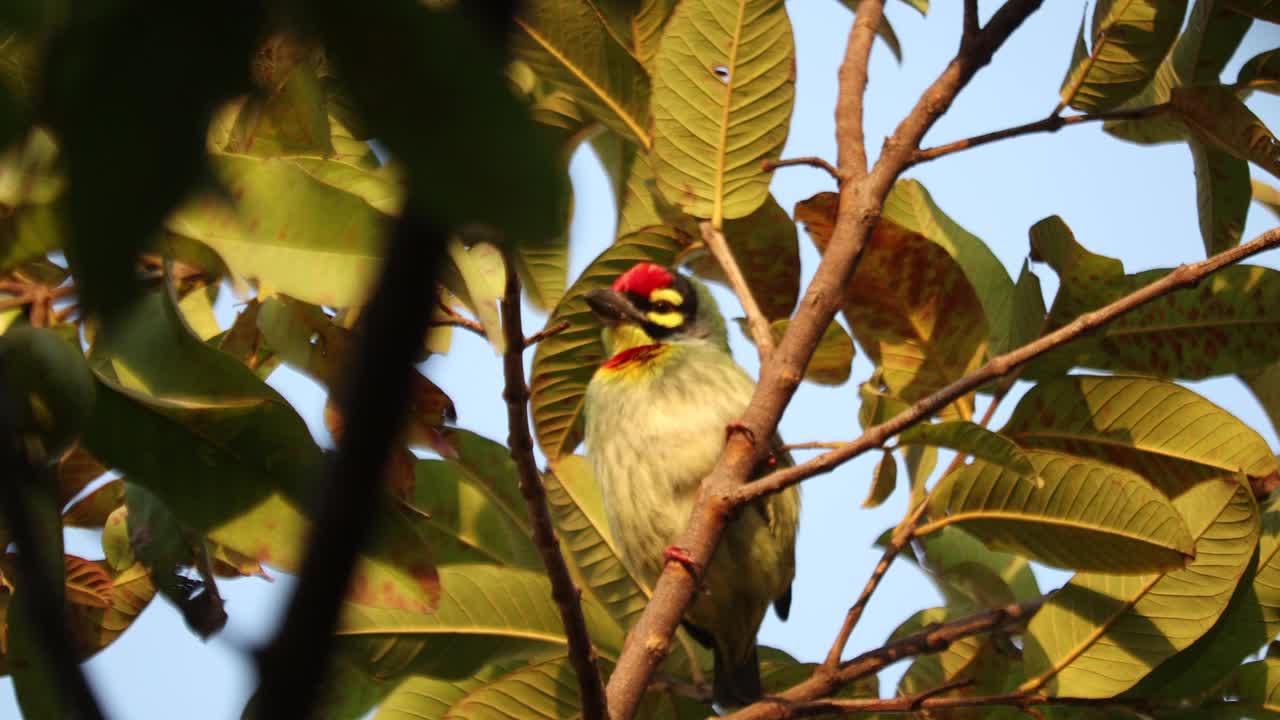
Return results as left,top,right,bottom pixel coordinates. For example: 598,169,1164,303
611,263,672,296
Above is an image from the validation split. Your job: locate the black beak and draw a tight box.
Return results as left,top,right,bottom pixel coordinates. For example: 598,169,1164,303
584,289,647,326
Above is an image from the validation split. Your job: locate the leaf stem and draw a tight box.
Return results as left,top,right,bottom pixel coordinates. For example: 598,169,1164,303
762,156,841,184
700,221,775,361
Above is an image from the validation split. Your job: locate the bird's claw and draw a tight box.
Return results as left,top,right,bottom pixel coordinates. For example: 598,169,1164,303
725,421,756,446
664,545,700,579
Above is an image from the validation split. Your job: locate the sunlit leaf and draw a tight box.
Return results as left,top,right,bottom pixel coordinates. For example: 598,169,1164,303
650,0,795,224
1005,375,1279,496
926,450,1195,573
863,451,897,509
900,421,1035,476
1058,0,1187,112
514,0,651,145
1254,178,1280,220
530,227,688,459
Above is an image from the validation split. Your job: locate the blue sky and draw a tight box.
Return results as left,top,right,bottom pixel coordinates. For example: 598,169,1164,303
3,2,1279,717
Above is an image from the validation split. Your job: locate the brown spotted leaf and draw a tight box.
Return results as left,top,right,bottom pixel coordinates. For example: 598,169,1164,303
1003,375,1279,496
838,223,988,419
1027,216,1280,379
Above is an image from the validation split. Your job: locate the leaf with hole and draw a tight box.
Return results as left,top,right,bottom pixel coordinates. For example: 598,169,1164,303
650,0,795,224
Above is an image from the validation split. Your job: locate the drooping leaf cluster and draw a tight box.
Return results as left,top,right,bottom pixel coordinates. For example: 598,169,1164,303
0,0,1278,718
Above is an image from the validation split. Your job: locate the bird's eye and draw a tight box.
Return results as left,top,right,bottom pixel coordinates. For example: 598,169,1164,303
652,301,674,313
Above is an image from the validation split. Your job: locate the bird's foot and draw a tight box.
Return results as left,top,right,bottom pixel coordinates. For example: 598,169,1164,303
663,545,700,579
725,421,756,446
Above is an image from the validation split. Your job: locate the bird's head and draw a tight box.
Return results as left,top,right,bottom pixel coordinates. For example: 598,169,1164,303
585,263,728,356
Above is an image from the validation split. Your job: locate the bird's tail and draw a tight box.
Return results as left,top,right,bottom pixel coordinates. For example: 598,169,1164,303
713,641,762,707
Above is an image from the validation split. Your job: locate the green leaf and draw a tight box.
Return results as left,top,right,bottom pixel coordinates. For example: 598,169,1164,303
1243,361,1280,437
83,289,321,529
170,154,390,308
225,36,332,157
992,260,1045,358
687,194,801,319
593,133,689,238
1002,375,1279,495
1021,477,1258,697
530,227,688,459
1190,137,1250,256
1226,659,1280,717
1058,0,1188,112
514,0,651,145
1027,217,1280,380
650,0,796,224
736,318,854,385
893,607,1010,716
417,655,603,720
925,450,1196,574
1171,84,1280,179
899,421,1035,476
862,451,897,509
447,236,507,351
1239,48,1280,94
372,659,531,720
337,565,624,681
907,525,1041,606
1133,493,1280,699
1223,0,1280,22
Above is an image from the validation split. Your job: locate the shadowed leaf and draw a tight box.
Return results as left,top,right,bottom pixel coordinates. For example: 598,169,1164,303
900,421,1035,476
1190,137,1250,256
736,317,854,385
1171,84,1280,179
1022,478,1258,697
688,194,800,319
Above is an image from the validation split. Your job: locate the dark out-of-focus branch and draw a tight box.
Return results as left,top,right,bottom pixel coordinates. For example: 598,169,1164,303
500,260,609,720
254,213,445,720
0,380,105,720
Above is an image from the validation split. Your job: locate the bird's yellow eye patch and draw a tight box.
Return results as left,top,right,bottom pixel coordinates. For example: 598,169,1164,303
645,311,684,328
648,288,684,306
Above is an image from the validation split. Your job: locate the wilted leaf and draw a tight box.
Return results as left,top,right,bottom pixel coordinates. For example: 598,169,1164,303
651,0,795,224
926,450,1196,573
1003,375,1279,496
863,451,897,509
62,555,112,608
1022,478,1258,697
1059,0,1187,112
530,227,688,459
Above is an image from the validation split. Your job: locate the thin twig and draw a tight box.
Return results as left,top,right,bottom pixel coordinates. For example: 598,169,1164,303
779,441,847,452
909,104,1169,166
524,320,571,348
700,221,775,361
725,597,1046,720
602,2,1045,717
500,257,608,720
255,213,444,719
821,394,1005,668
761,156,841,183
430,299,487,337
735,225,1280,503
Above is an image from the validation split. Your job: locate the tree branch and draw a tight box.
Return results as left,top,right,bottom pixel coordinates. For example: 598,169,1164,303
524,319,571,348
963,0,980,39
909,104,1170,166
761,156,841,184
602,2,1044,717
0,385,104,720
836,0,884,183
733,224,1280,505
255,213,444,719
701,221,775,361
500,258,608,720
724,597,1046,720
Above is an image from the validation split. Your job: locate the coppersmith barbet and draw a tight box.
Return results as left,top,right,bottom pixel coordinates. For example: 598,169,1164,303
582,262,800,706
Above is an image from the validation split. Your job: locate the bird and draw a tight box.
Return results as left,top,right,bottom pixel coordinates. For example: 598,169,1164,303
582,261,800,707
